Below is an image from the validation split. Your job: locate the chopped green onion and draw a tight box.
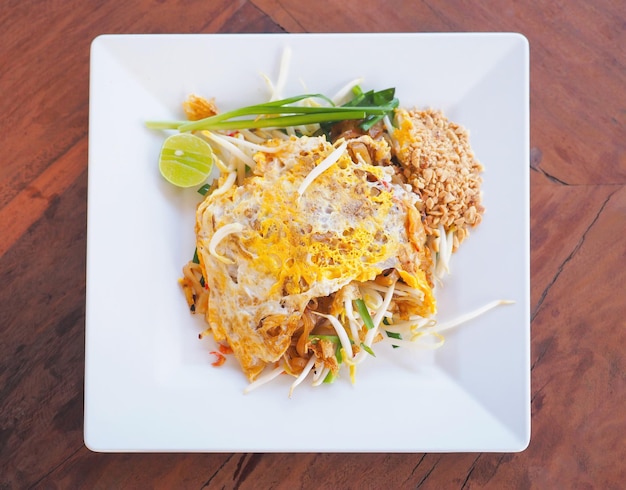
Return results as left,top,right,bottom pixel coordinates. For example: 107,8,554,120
309,333,354,346
197,183,211,196
385,330,402,349
177,94,343,131
191,248,206,287
323,342,345,383
308,334,341,343
354,299,375,330
181,111,371,132
360,343,376,357
144,120,185,130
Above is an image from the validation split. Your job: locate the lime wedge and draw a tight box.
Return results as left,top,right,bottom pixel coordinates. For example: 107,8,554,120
158,133,214,188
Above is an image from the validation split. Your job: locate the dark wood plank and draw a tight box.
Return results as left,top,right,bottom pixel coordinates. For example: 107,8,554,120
529,169,619,313
0,138,87,257
218,1,287,33
41,451,235,489
252,0,452,32
524,185,626,489
0,170,87,488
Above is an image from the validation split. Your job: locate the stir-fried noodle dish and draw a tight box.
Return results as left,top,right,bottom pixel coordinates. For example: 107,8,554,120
148,51,510,395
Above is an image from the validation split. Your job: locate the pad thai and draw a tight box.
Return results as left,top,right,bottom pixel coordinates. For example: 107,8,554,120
148,56,509,396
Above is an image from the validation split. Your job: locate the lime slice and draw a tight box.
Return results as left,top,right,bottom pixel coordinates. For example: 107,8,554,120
158,133,214,188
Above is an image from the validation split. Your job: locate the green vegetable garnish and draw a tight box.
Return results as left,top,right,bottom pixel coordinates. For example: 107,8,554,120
146,91,398,133
197,183,211,196
360,342,376,357
354,299,375,330
338,87,399,131
308,334,342,343
385,330,402,349
191,248,205,287
305,335,346,384
336,345,343,364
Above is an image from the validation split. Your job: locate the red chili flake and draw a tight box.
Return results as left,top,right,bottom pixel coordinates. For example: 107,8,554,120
209,351,226,367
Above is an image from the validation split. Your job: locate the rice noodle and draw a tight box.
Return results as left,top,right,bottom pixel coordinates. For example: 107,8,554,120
176,64,514,397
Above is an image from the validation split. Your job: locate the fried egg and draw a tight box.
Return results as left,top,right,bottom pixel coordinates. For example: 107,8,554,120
195,135,435,380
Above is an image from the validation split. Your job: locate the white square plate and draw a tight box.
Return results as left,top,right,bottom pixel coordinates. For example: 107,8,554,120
85,33,530,452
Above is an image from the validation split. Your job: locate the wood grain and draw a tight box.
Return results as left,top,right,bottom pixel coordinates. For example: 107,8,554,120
529,170,619,313
1,0,625,488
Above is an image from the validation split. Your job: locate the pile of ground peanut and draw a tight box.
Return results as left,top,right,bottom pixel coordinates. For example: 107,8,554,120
392,108,484,252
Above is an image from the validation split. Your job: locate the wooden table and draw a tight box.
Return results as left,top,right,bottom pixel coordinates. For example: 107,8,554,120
1,1,624,488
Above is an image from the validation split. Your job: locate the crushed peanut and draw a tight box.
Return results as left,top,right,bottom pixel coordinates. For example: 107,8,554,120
392,108,485,251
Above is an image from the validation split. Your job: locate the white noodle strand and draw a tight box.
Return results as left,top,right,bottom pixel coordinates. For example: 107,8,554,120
288,355,316,397
211,171,237,197
312,311,354,360
331,77,364,105
216,133,283,154
312,366,330,386
202,131,257,170
243,363,285,394
208,223,243,264
297,140,348,197
271,46,292,101
431,300,515,334
344,298,362,341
